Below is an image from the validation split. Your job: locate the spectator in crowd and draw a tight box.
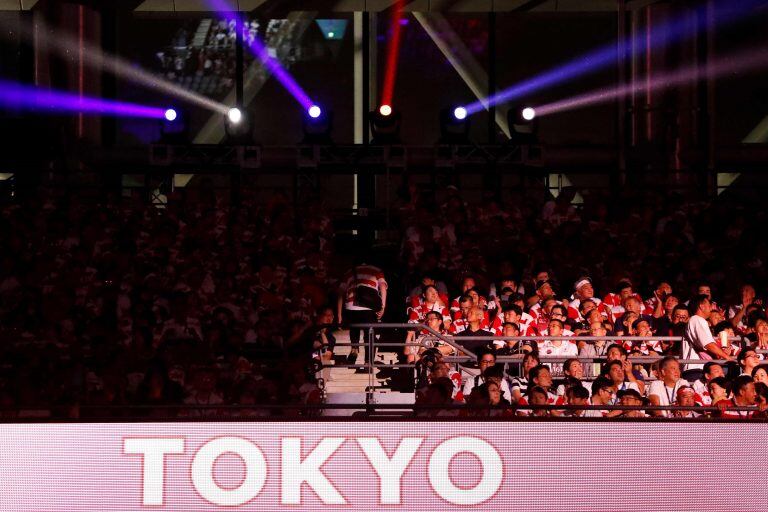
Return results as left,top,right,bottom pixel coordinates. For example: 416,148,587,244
692,362,725,405
648,357,690,417
562,385,591,417
586,377,615,417
684,295,734,368
556,358,591,397
462,349,512,402
672,385,700,418
738,347,762,377
455,305,494,356
602,359,641,397
719,375,757,419
617,388,647,418
509,352,540,402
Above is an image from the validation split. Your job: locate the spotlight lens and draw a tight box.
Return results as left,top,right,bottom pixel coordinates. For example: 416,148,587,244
228,107,243,124
164,109,177,122
453,107,467,120
522,107,536,121
308,105,322,119
379,104,392,117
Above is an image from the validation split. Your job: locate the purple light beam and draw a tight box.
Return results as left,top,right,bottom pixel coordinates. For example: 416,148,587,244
207,0,313,110
0,79,167,119
464,0,766,115
534,48,768,117
0,18,229,115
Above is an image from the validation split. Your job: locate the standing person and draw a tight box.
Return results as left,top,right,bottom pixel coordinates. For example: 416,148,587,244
337,259,387,372
683,294,734,370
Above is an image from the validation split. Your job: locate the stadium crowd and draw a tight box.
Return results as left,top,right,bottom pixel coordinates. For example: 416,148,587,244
1,180,768,419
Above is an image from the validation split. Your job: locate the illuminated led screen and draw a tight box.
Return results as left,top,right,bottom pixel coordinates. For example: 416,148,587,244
1,422,766,511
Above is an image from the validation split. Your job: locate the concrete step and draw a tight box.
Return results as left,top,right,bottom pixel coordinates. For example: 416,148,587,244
322,329,403,395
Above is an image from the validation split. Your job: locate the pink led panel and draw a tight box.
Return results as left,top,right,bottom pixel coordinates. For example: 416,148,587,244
0,421,766,511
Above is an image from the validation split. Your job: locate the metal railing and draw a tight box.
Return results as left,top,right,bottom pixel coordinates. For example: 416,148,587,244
339,323,759,393
2,402,764,422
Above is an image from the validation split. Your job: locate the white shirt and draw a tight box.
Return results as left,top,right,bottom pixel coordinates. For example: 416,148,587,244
648,378,690,417
556,380,592,397
684,315,715,370
539,339,578,376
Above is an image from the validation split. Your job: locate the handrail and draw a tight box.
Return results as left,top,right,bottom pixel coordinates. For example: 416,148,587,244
350,322,477,359
3,403,760,416
347,323,754,366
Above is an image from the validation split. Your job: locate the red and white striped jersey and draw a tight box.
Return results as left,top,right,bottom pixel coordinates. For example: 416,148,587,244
449,309,499,334
407,302,451,325
450,294,488,313
517,392,564,415
568,297,610,321
339,264,386,310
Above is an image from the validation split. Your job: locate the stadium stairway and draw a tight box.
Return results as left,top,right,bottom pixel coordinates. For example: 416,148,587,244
192,19,213,48
322,329,402,395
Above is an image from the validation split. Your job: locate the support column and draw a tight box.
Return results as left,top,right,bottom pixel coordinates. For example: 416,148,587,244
615,0,628,193
487,12,496,144
355,11,376,248
235,13,244,108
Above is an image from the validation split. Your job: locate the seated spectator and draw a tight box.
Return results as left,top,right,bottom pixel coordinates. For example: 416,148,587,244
407,284,450,328
556,358,591,397
692,361,725,405
647,356,690,417
182,366,224,418
493,321,521,353
517,364,561,416
706,377,730,409
718,375,757,419
526,386,553,417
462,350,512,403
539,318,577,376
738,347,762,377
586,377,615,417
653,294,680,335
617,388,648,418
752,364,768,386
672,386,701,418
562,385,591,417
415,376,457,417
605,343,645,394
752,382,768,418
729,284,759,334
509,352,540,402
455,306,494,356
602,359,641,397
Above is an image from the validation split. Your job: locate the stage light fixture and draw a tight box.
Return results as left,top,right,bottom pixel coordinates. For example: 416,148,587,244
224,107,254,144
160,107,189,144
228,107,243,124
522,107,536,121
438,106,470,145
369,107,402,144
302,105,333,144
507,105,537,145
